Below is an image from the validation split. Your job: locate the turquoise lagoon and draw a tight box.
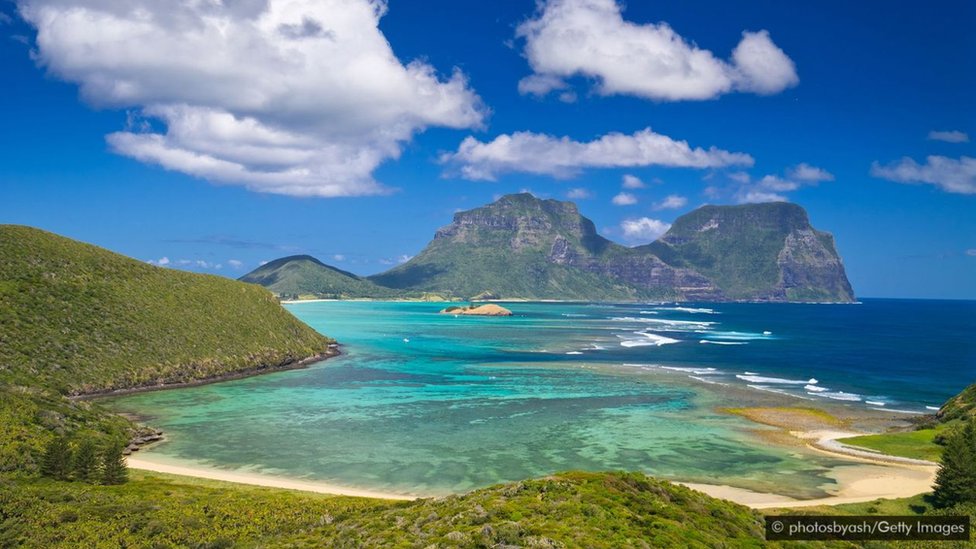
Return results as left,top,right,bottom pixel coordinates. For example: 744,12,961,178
105,299,976,498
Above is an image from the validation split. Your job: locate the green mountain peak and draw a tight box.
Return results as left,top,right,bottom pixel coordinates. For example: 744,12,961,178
239,254,399,299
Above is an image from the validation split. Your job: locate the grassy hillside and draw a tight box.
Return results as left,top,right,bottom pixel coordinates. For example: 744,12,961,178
0,225,333,472
0,471,777,548
0,225,332,395
239,255,401,299
938,383,976,422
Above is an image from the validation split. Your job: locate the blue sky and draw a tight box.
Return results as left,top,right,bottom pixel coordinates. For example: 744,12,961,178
1,0,974,299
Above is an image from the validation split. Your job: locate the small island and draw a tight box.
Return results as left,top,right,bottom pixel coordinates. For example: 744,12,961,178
440,304,513,316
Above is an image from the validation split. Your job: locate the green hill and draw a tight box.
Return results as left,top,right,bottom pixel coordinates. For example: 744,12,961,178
644,202,854,302
0,225,332,395
938,383,976,422
239,254,401,299
0,225,333,471
367,193,853,302
0,471,773,548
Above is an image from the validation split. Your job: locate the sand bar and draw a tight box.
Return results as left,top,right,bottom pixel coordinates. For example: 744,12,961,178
683,461,936,509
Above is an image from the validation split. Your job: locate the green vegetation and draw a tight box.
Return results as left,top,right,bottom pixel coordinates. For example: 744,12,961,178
71,438,99,483
0,225,331,395
369,196,636,300
0,471,779,548
239,254,403,299
0,385,132,472
644,202,854,302
834,383,976,463
369,193,670,301
38,434,128,485
842,426,948,462
100,441,128,485
39,435,71,480
933,418,976,508
0,225,332,472
364,193,853,302
938,383,976,422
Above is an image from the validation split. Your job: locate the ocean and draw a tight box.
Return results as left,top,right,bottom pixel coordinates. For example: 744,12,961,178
105,299,975,498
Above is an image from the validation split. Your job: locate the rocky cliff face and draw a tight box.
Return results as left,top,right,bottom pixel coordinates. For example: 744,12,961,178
645,203,854,302
370,194,648,300
369,194,854,302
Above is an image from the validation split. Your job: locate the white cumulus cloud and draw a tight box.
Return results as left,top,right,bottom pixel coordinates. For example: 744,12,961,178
227,259,244,269
737,190,787,204
620,217,671,243
18,0,486,197
516,0,798,101
443,128,752,181
612,192,637,206
928,130,969,143
147,256,170,266
788,163,835,182
622,174,646,189
566,187,592,199
871,156,976,195
653,194,687,210
734,163,833,203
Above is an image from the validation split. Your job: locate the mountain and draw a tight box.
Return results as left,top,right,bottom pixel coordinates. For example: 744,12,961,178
239,254,400,299
644,202,855,302
368,193,853,302
369,193,652,300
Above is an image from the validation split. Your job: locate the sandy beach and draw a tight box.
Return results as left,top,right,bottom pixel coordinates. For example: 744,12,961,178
682,462,936,509
680,428,938,509
126,456,415,500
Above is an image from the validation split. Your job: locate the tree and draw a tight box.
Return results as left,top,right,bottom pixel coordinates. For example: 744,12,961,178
933,418,976,507
100,441,128,485
72,438,100,483
40,435,72,480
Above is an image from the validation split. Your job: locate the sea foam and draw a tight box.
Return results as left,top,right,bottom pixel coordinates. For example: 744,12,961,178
810,391,862,402
736,374,817,385
654,307,719,314
618,332,680,347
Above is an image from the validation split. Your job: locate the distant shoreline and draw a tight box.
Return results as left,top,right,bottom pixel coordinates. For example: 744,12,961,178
281,297,863,305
